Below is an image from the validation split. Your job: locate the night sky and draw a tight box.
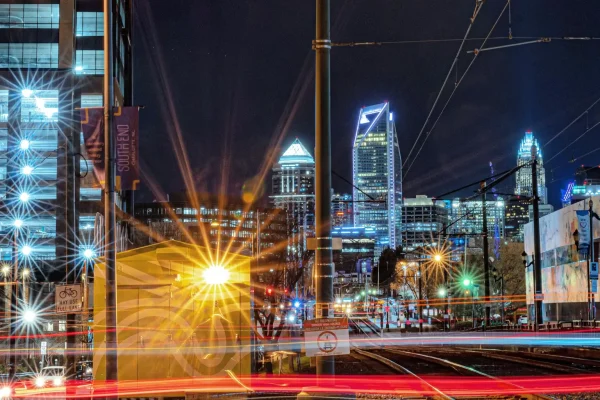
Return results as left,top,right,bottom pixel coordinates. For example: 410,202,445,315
134,1,600,208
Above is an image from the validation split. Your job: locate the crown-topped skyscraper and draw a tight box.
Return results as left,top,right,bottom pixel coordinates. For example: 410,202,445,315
515,131,547,204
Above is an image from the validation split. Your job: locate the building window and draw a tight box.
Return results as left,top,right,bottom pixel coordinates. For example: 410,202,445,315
76,12,103,37
75,50,104,75
58,320,66,332
0,4,59,29
81,94,103,108
44,322,54,332
0,43,58,69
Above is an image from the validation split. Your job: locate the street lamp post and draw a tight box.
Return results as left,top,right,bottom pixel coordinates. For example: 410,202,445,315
589,198,595,320
418,259,423,333
463,279,475,328
492,267,504,325
8,221,21,380
522,251,535,327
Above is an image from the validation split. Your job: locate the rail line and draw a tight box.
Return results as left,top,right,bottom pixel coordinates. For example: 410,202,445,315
353,346,558,399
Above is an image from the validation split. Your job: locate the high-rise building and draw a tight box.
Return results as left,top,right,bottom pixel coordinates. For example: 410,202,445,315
332,192,352,228
448,198,506,238
352,102,402,257
402,195,449,251
270,138,315,257
504,197,530,241
515,131,547,204
134,193,287,255
0,2,133,265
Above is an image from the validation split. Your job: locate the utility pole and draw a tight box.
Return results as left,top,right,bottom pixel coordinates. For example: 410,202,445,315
418,258,423,333
589,198,595,320
531,145,543,330
314,0,334,376
103,0,118,386
481,181,491,329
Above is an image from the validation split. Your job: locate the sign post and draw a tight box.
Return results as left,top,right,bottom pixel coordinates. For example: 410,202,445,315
304,318,349,358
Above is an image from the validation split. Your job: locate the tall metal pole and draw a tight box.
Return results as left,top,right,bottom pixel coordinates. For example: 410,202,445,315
531,145,543,330
418,260,423,333
314,0,334,376
589,198,595,320
103,0,118,386
481,181,491,328
8,229,18,380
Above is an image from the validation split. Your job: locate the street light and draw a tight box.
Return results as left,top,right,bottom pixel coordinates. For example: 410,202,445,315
21,89,33,98
20,245,32,256
21,165,33,175
19,192,30,203
434,254,442,262
82,248,95,260
438,288,447,297
13,219,23,229
202,264,230,285
23,308,37,324
19,139,30,150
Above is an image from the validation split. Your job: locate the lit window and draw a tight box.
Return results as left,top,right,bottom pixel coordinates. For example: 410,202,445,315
58,320,66,332
75,50,104,75
75,12,103,37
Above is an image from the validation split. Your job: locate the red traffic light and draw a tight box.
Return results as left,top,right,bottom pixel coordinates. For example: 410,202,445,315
267,288,272,295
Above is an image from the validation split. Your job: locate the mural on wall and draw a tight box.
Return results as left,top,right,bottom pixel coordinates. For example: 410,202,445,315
524,196,600,305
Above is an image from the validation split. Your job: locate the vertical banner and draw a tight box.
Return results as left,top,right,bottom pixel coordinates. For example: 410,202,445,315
80,108,105,187
113,107,140,190
576,210,591,251
80,107,140,190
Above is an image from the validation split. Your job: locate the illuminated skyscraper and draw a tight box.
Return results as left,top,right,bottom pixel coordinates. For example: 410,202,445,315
271,138,315,256
515,131,547,204
352,103,402,257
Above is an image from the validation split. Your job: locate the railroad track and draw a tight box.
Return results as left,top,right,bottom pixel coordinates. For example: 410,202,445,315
353,346,558,399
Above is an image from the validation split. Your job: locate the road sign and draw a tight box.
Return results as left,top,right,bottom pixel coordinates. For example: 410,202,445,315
304,318,349,357
534,293,544,301
40,341,47,355
591,262,599,280
55,284,82,313
592,279,598,294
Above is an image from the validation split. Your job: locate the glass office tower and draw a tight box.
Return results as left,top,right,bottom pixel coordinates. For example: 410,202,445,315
0,0,133,268
352,102,402,257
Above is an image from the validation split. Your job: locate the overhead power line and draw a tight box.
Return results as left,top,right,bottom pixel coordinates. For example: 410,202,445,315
401,0,486,173
403,0,511,180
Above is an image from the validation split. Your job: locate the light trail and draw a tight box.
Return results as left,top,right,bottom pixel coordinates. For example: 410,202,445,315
8,374,600,398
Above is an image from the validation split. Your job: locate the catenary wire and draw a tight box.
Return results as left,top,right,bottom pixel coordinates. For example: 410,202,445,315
403,1,510,180
401,1,485,172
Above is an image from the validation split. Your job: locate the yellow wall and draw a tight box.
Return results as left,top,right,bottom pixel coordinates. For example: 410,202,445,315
93,241,252,394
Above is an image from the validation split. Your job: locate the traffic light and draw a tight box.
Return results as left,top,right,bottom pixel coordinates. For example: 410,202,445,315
267,287,273,296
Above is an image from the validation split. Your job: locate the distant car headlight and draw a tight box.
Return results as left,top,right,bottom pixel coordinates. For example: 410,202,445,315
0,385,12,398
34,376,46,388
52,376,64,387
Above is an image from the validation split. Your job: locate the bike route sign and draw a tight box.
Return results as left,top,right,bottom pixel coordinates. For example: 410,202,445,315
304,317,349,357
55,284,82,313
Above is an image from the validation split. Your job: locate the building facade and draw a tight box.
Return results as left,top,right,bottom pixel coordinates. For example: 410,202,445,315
270,138,315,257
524,196,600,321
352,102,402,257
134,193,287,256
448,198,506,238
505,197,530,241
402,195,449,251
0,1,133,269
515,131,547,204
331,192,352,228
